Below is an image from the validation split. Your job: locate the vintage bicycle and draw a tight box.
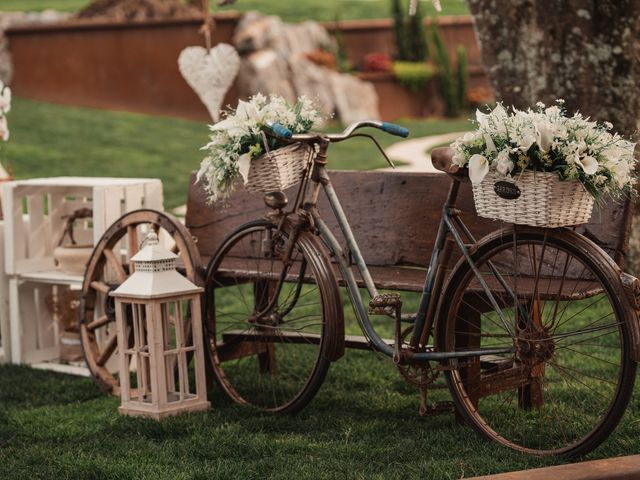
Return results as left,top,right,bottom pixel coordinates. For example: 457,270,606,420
203,120,640,457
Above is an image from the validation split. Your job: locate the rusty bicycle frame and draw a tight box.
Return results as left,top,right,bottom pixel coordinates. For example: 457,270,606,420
268,121,517,364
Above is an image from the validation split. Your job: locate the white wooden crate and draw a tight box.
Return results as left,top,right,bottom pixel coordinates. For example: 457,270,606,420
1,177,164,370
7,279,92,375
0,221,10,363
2,177,163,276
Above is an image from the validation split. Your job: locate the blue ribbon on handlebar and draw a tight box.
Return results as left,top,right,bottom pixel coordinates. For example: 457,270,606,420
380,122,410,138
268,122,293,139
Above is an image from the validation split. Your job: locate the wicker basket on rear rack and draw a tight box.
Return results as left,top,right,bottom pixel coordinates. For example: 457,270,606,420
472,170,594,228
245,142,316,194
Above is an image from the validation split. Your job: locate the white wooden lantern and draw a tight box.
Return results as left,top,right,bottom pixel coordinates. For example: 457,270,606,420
110,232,209,419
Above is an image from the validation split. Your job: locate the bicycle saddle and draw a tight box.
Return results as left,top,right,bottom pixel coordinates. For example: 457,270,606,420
431,147,469,182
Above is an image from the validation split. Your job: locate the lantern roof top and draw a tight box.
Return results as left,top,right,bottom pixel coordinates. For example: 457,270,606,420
130,232,178,263
110,232,202,299
111,269,202,299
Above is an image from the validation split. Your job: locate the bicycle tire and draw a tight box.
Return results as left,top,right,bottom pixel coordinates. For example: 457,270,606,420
436,227,636,457
204,219,343,413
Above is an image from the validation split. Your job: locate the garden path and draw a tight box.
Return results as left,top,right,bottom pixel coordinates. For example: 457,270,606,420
383,131,466,173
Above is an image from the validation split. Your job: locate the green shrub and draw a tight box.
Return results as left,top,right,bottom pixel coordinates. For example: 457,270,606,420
455,45,468,111
406,0,428,62
431,25,468,116
332,13,353,73
391,0,408,61
391,0,427,62
393,61,435,92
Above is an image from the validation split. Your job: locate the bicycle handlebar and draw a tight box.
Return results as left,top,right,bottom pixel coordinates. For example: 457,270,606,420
267,120,410,142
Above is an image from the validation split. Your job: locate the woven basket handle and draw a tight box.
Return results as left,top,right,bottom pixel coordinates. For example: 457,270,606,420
260,130,276,162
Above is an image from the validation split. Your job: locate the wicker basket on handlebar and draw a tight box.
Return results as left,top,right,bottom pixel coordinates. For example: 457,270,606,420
472,170,594,228
245,142,316,194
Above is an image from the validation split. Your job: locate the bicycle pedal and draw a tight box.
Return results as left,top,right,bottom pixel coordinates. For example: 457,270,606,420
369,293,402,315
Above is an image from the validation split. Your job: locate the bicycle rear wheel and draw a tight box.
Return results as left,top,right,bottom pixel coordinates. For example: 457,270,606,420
205,219,343,413
437,227,636,456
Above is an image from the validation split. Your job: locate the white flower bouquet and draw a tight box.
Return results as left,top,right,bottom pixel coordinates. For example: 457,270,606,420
198,94,323,201
451,101,637,199
450,101,637,227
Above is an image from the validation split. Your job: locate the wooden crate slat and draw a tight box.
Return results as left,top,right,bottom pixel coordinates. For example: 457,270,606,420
3,183,25,275
0,222,10,363
143,180,164,210
26,194,48,261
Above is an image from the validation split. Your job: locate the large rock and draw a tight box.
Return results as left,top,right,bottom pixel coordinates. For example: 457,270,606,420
330,72,380,124
237,50,296,103
233,13,288,54
289,58,335,116
233,12,380,123
234,12,332,58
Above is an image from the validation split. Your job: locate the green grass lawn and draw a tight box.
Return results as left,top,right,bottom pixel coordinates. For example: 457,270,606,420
0,0,470,20
1,99,640,478
2,97,471,209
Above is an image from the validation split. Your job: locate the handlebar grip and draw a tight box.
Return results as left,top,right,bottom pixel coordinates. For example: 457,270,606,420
380,122,409,138
267,122,293,139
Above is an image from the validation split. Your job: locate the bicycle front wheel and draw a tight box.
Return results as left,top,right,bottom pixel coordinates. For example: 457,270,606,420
205,219,343,413
437,227,636,457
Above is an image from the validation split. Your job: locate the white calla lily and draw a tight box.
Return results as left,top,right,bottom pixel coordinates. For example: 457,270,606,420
575,155,598,175
476,109,490,129
237,153,252,183
483,133,497,153
519,133,536,152
469,154,490,184
534,120,554,152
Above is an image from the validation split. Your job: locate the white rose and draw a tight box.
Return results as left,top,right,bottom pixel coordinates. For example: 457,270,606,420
452,152,467,167
612,161,630,187
469,154,489,184
495,150,514,176
462,132,477,144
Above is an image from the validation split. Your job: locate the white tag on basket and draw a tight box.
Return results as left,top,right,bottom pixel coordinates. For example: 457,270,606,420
237,153,252,184
178,44,240,122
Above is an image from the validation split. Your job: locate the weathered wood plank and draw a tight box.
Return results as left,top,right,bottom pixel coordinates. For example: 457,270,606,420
186,170,632,291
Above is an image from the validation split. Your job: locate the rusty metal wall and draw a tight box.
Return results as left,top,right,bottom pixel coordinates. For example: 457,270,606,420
6,15,487,121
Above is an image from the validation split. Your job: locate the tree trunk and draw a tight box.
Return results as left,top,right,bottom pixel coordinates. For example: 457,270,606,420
467,1,640,272
467,0,640,137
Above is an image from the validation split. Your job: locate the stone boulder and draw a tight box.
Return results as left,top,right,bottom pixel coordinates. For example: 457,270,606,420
233,12,380,124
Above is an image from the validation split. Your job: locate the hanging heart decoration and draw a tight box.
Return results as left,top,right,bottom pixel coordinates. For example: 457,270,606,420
178,43,240,122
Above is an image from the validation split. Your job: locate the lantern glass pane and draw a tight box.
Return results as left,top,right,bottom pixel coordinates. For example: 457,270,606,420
160,298,197,403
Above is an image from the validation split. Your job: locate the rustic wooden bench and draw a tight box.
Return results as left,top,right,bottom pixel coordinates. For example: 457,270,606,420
185,166,634,411
185,169,633,292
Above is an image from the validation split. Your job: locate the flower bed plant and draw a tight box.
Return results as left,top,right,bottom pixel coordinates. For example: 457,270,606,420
450,101,637,199
392,61,435,92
